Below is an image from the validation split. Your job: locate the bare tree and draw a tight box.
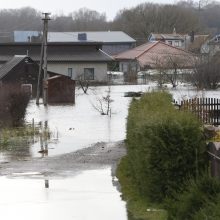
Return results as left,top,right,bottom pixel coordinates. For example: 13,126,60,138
189,54,220,89
153,53,195,88
71,8,108,31
91,86,113,116
75,73,90,94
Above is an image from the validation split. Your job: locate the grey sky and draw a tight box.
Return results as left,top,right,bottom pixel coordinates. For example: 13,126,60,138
1,0,175,20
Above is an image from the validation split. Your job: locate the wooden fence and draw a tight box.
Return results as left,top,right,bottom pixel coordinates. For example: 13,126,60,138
175,98,220,125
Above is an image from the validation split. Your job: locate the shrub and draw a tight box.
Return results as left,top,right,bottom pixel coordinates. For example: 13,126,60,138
0,84,30,126
166,175,220,220
126,91,207,203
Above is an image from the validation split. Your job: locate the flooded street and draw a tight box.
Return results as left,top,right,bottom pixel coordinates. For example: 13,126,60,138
1,84,220,220
0,168,127,220
0,84,149,220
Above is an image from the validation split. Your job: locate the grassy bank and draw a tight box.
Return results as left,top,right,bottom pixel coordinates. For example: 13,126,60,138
117,156,168,220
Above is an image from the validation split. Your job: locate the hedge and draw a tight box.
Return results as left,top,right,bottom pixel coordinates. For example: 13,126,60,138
126,91,207,203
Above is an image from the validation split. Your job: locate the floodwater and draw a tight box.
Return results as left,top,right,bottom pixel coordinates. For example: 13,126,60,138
25,84,151,157
1,84,220,220
0,84,150,220
0,168,127,220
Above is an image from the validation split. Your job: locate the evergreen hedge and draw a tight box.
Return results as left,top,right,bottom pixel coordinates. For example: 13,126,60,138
126,91,207,203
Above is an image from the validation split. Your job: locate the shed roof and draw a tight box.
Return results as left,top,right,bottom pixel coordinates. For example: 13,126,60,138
114,41,196,68
0,55,28,80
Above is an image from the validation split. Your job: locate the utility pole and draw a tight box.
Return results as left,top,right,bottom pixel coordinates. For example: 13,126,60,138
36,13,51,105
42,13,51,106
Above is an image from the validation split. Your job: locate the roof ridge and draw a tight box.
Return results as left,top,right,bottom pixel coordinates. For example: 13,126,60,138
0,55,27,80
156,41,195,55
135,41,160,58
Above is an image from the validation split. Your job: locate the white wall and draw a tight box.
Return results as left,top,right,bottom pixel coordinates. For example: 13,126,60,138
47,62,108,81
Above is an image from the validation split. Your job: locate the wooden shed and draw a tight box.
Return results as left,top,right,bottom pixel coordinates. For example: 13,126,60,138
0,55,39,97
47,75,75,104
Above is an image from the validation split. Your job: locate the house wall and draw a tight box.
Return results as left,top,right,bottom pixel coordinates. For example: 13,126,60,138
48,77,75,104
119,61,140,73
164,40,184,48
47,62,108,81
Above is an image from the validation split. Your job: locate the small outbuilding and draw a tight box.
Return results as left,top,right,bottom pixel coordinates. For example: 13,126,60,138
47,75,75,104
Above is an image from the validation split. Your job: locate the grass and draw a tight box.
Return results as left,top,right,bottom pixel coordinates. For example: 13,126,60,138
116,156,168,220
0,123,50,149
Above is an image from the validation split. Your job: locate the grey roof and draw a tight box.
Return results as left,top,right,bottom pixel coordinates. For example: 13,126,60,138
13,31,136,43
0,43,113,63
0,55,27,79
47,31,136,43
14,31,40,42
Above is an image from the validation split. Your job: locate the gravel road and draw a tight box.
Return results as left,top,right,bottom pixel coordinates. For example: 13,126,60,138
0,141,126,178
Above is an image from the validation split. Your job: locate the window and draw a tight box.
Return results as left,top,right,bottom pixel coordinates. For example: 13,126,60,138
84,68,94,80
167,41,172,45
68,68,73,78
174,41,180,47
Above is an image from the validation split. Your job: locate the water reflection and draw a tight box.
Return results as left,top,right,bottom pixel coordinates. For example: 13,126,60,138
0,168,127,220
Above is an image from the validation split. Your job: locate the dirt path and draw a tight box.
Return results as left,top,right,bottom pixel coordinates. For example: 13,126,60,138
0,141,126,177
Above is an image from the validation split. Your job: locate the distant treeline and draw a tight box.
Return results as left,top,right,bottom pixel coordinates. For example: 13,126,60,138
0,0,220,44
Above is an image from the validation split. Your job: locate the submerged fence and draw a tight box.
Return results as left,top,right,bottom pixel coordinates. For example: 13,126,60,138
175,98,220,126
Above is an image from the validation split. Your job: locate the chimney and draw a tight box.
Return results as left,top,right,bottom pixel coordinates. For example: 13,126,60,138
78,33,87,41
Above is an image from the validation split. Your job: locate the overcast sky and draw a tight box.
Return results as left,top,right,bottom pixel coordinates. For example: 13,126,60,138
1,0,175,20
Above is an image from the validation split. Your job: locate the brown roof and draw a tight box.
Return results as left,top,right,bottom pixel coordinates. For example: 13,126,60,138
187,35,209,53
114,41,196,68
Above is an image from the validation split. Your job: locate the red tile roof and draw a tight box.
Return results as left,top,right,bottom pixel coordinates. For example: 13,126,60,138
114,41,196,68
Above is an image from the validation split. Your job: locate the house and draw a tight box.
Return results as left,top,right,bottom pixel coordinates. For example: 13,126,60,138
0,55,75,103
201,34,220,56
114,41,196,82
13,31,136,55
0,42,113,82
148,29,185,49
148,30,209,52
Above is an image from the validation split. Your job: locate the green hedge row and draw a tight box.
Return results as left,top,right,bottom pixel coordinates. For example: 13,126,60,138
126,91,207,203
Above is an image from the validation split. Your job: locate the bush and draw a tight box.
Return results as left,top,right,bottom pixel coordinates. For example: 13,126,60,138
166,175,220,220
126,91,207,203
0,84,30,126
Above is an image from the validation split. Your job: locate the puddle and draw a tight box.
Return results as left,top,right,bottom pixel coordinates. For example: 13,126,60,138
0,168,127,220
